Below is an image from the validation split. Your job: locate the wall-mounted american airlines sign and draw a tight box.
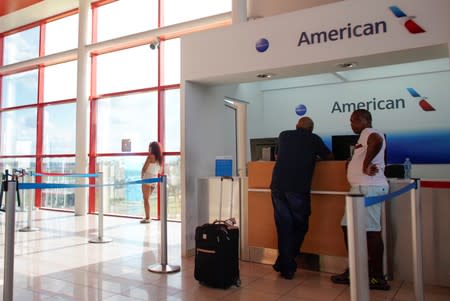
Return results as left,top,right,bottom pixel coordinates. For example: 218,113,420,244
330,88,436,114
297,5,426,47
297,20,387,46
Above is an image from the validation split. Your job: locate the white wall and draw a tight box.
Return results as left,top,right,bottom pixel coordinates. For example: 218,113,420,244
180,0,450,255
182,81,261,253
247,0,341,19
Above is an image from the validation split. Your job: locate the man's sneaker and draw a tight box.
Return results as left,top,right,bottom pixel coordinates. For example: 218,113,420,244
369,277,390,290
330,269,350,285
140,218,151,224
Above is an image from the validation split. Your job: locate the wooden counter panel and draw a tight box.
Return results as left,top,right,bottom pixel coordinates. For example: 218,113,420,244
248,190,347,256
311,161,350,191
248,191,277,248
303,194,347,256
248,161,274,188
247,160,350,257
248,160,350,191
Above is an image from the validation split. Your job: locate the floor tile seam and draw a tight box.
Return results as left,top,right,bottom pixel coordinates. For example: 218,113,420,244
15,286,56,298
135,281,184,297
390,280,409,300
41,269,144,293
221,282,287,298
216,285,283,301
12,242,91,257
275,277,309,299
331,283,406,301
332,285,349,301
213,287,243,300
69,278,144,296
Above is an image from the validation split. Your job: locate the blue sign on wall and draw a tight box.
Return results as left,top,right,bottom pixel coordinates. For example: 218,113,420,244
215,156,233,177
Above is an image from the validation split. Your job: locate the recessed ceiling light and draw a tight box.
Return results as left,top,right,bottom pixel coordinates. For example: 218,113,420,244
256,73,275,79
337,62,358,69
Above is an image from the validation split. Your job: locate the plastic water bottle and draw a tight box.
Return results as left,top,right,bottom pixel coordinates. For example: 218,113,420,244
403,157,412,178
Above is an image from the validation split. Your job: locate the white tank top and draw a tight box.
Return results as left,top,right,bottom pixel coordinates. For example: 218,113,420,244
143,162,160,179
347,128,388,186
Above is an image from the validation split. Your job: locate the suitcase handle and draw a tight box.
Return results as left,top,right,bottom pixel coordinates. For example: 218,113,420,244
213,217,236,226
219,176,234,222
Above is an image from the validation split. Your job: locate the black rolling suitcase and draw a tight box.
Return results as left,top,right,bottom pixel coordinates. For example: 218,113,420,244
194,176,241,289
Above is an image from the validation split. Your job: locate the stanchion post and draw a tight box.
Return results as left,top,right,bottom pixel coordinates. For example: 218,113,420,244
89,172,112,243
19,170,25,211
411,179,424,301
346,194,370,301
3,179,17,301
148,175,180,273
19,173,39,232
381,201,388,279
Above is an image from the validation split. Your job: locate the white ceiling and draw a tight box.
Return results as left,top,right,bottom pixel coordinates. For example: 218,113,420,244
1,0,448,89
259,58,450,91
0,0,78,33
0,0,340,33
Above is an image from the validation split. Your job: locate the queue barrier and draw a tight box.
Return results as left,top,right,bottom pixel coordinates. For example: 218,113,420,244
346,179,422,301
30,172,100,177
2,172,179,301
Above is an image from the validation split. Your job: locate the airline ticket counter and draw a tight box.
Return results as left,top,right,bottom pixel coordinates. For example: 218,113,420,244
245,161,450,287
247,161,349,272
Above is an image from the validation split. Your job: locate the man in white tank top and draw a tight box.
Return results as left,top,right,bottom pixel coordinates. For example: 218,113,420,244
331,109,390,290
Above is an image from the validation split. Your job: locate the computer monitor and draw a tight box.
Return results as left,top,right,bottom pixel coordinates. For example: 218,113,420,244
332,135,359,160
250,137,278,161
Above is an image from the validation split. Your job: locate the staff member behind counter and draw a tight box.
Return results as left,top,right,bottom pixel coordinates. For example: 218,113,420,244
270,116,334,279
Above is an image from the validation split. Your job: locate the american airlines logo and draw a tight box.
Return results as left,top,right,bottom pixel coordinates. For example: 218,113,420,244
389,6,426,34
329,88,436,114
406,88,435,111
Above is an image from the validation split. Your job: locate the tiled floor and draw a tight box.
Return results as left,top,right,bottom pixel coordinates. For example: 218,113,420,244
1,210,449,300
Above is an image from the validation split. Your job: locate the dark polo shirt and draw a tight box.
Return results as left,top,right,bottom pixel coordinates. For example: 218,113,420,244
270,128,331,194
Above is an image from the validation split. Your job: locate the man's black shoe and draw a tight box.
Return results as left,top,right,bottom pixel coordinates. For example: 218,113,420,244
272,262,281,273
330,269,350,285
281,271,294,280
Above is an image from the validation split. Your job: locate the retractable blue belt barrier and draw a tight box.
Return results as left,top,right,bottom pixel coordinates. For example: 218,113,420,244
18,177,161,190
364,181,417,207
30,172,99,178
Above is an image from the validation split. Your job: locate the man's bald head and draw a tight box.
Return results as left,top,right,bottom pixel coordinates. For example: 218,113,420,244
296,117,314,132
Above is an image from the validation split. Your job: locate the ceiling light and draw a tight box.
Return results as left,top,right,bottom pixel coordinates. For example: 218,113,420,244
256,73,275,79
337,62,358,69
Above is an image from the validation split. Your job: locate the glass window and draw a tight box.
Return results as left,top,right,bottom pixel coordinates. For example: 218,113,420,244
43,61,78,102
0,108,37,155
165,155,181,220
164,89,180,152
161,39,180,86
96,0,158,42
96,92,158,153
1,70,38,108
0,158,36,210
41,157,76,210
96,45,158,95
0,158,36,174
43,103,76,154
3,27,40,65
45,14,79,55
96,156,157,217
163,0,231,26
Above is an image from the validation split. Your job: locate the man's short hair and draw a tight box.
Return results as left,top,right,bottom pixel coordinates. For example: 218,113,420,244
354,109,372,123
297,117,314,131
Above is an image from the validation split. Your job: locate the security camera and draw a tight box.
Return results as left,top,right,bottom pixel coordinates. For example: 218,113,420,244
149,38,160,50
